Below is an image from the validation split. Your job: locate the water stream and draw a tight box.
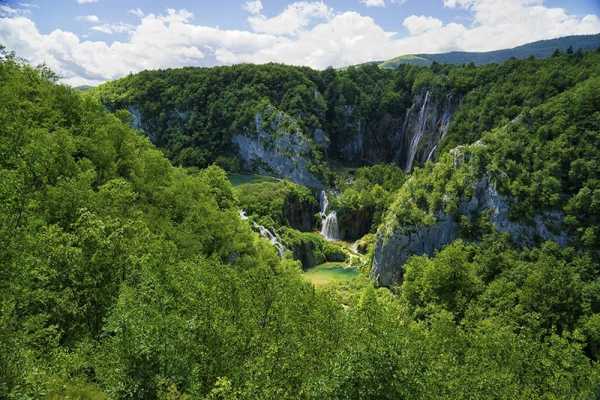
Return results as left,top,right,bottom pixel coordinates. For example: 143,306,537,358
240,210,286,256
319,191,340,241
426,144,437,162
405,90,430,172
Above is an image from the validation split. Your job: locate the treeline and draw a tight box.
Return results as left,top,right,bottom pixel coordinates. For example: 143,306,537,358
2,48,599,399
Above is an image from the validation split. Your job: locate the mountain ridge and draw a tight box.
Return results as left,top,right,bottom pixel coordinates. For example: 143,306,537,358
377,33,600,68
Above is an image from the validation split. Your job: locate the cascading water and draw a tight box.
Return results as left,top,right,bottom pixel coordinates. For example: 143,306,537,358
319,190,329,216
319,191,340,241
255,224,286,257
426,144,437,162
321,212,339,241
405,90,430,172
239,209,286,257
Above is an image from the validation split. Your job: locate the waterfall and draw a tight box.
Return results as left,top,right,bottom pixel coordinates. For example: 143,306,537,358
254,223,286,257
426,144,437,162
319,190,329,216
405,90,430,172
321,212,339,241
239,209,286,257
319,191,340,241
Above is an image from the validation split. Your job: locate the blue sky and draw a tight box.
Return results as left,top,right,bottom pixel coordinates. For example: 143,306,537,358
1,0,599,85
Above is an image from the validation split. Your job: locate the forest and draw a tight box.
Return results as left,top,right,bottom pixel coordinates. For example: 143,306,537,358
1,42,600,400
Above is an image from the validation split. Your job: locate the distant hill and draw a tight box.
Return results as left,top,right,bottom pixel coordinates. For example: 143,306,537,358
379,33,600,68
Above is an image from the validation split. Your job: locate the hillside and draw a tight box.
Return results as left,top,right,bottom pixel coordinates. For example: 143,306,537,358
379,33,600,68
93,47,600,188
2,40,600,399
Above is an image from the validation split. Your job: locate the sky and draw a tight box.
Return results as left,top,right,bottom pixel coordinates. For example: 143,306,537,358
0,0,599,86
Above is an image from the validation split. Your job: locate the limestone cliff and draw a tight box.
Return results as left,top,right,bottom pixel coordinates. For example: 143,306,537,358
371,145,567,287
119,87,460,185
232,106,325,189
395,89,458,171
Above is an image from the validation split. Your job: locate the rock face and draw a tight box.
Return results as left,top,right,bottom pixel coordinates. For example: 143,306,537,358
371,177,567,287
395,90,458,171
125,105,189,146
284,195,317,232
372,214,458,286
330,89,459,170
338,208,373,241
290,240,325,270
122,87,459,185
233,110,324,189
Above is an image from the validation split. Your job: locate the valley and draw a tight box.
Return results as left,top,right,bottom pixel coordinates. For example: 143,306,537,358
2,32,600,399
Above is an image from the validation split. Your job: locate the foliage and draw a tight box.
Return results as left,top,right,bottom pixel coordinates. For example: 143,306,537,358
92,50,600,185
334,164,406,240
235,179,317,231
2,48,600,400
381,65,600,365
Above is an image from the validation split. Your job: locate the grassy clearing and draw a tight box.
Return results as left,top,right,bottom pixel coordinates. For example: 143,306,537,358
228,173,280,186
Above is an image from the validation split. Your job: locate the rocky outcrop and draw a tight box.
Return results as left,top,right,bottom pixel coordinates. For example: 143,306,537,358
123,86,459,183
125,105,189,146
127,106,143,131
338,208,373,241
371,176,567,287
233,109,324,189
372,214,458,286
289,239,326,270
283,195,317,232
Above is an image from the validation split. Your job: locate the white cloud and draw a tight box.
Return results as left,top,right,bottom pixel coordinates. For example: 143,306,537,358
77,0,99,4
1,1,599,86
243,0,263,15
247,1,332,35
360,0,386,7
129,8,145,18
76,15,100,23
0,5,19,16
91,22,134,34
0,5,30,17
403,15,443,35
433,0,600,52
359,0,407,6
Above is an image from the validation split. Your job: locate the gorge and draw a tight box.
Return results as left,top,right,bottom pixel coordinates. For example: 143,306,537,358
3,30,600,399
94,46,600,288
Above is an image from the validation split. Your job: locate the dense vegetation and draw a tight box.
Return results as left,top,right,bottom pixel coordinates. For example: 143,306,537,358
92,58,445,171
3,40,600,400
379,67,600,362
333,164,406,240
94,45,600,187
236,179,317,232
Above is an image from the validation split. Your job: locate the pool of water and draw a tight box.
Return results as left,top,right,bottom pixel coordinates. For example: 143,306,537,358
303,262,360,287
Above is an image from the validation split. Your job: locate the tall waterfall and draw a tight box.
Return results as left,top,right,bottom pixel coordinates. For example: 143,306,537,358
319,191,340,241
240,210,286,257
405,90,430,172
